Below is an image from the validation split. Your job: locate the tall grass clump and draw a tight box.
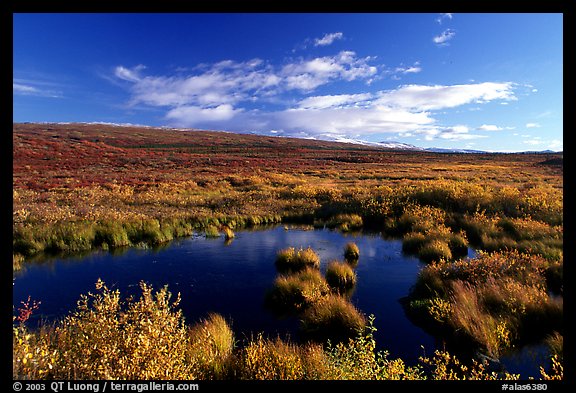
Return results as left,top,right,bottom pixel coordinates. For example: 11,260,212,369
222,226,235,240
124,218,171,245
265,268,330,314
301,294,366,344
275,247,320,273
94,220,130,248
187,313,234,379
13,253,25,272
326,214,363,232
407,251,563,358
449,280,512,357
204,225,220,238
236,335,307,379
419,239,453,263
344,242,360,263
325,261,357,295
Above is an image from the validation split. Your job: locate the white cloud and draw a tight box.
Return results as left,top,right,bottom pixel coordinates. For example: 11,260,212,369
314,32,344,47
113,56,518,143
523,138,543,145
521,137,562,150
275,105,435,136
547,139,563,150
13,81,63,98
114,65,146,82
297,93,373,110
526,122,541,128
166,104,241,124
395,62,422,75
478,124,503,131
403,125,485,141
13,83,40,94
433,29,456,45
436,13,453,24
373,82,516,111
281,51,378,91
116,52,379,111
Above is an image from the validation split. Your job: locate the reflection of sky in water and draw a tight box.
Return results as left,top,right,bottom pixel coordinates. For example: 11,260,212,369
12,226,538,373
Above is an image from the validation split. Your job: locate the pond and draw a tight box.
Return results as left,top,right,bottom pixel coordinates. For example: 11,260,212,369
13,225,544,377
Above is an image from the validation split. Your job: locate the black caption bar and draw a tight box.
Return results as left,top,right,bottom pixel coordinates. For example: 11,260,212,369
12,382,200,393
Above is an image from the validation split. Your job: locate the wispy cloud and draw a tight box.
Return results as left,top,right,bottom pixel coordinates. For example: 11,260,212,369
13,79,63,98
395,61,422,75
114,51,379,111
314,32,344,47
114,64,146,82
297,93,373,110
436,13,453,24
433,29,456,46
519,135,562,150
525,122,541,128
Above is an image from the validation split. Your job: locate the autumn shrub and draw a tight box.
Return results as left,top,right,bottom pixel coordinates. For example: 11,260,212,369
13,279,563,380
324,315,423,380
343,242,360,263
396,204,447,234
13,323,58,380
325,261,357,295
419,349,520,380
60,280,191,379
265,268,330,314
275,247,320,273
518,184,563,226
540,355,563,380
300,294,366,344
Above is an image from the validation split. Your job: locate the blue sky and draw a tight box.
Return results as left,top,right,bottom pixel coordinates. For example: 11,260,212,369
13,13,563,151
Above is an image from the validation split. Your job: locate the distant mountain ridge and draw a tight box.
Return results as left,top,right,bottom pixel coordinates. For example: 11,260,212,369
23,122,561,154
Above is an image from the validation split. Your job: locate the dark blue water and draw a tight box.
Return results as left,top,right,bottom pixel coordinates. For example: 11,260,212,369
13,225,543,376
13,226,438,365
